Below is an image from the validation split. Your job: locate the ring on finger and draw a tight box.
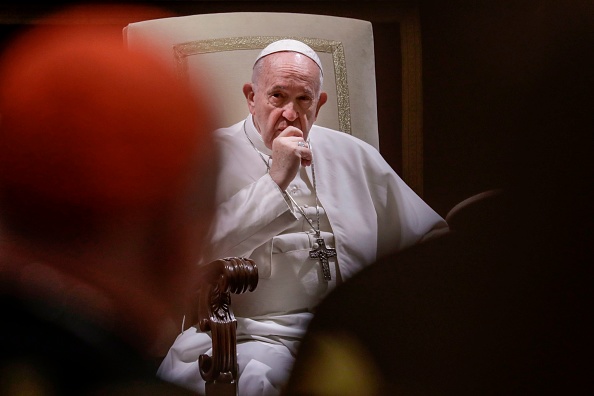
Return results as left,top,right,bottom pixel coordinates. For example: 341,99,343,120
298,141,306,147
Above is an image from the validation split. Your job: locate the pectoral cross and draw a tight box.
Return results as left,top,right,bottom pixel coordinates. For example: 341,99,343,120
309,238,336,281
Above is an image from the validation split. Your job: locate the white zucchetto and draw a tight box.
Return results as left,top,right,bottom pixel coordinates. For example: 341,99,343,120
254,39,323,75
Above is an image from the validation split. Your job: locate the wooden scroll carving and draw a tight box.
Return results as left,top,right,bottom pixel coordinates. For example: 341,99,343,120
196,257,258,396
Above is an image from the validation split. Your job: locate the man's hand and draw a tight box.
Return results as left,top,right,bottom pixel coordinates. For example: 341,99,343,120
269,126,311,191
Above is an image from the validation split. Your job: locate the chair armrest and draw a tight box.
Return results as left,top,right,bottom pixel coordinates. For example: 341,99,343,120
196,257,258,395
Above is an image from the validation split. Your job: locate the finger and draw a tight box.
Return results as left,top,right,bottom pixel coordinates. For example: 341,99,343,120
300,147,312,166
301,156,312,167
298,147,312,163
278,126,303,138
299,147,312,165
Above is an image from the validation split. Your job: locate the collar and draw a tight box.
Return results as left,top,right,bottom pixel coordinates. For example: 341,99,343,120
245,115,272,156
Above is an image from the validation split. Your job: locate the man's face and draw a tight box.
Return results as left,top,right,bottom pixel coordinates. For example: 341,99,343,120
245,52,326,149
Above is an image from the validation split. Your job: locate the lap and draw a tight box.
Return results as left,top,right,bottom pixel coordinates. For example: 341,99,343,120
157,327,295,396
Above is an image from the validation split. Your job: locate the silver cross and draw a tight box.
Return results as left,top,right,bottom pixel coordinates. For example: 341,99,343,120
309,238,336,281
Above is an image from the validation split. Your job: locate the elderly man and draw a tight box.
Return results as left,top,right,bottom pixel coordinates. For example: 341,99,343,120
157,39,447,395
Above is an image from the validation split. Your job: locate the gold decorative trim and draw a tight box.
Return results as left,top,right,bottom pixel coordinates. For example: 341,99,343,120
173,36,351,135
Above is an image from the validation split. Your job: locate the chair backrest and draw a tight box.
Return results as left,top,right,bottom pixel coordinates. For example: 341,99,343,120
123,12,379,150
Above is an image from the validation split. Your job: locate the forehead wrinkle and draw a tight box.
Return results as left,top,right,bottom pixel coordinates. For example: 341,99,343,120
267,82,315,97
261,53,321,93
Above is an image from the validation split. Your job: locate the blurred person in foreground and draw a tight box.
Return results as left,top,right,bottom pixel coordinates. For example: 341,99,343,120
0,7,217,395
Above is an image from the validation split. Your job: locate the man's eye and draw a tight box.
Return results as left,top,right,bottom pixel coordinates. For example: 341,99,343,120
299,97,313,109
268,94,283,106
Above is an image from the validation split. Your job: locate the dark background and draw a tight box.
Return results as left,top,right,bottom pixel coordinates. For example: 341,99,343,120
1,0,591,217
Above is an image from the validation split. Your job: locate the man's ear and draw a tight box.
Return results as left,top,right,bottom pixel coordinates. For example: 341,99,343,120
315,92,328,118
243,83,256,114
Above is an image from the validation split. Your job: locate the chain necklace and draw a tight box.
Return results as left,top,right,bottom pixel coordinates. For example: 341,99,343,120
243,121,336,280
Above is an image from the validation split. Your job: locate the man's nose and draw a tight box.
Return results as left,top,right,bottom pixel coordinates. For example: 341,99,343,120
282,101,298,121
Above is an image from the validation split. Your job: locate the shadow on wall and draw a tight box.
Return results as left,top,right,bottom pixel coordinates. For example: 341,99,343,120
421,0,594,216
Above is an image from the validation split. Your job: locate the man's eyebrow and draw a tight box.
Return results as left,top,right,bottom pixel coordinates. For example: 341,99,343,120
267,85,314,95
268,85,287,92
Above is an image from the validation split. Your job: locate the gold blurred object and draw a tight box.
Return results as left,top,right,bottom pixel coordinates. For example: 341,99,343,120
290,331,384,396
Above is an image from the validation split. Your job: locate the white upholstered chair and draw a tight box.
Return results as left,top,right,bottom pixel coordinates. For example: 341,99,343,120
124,12,379,395
124,12,379,149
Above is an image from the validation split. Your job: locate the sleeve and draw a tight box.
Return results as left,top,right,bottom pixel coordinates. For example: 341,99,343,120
369,148,448,259
200,173,299,264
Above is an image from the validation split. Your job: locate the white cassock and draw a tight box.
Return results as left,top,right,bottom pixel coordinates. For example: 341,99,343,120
157,115,447,395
